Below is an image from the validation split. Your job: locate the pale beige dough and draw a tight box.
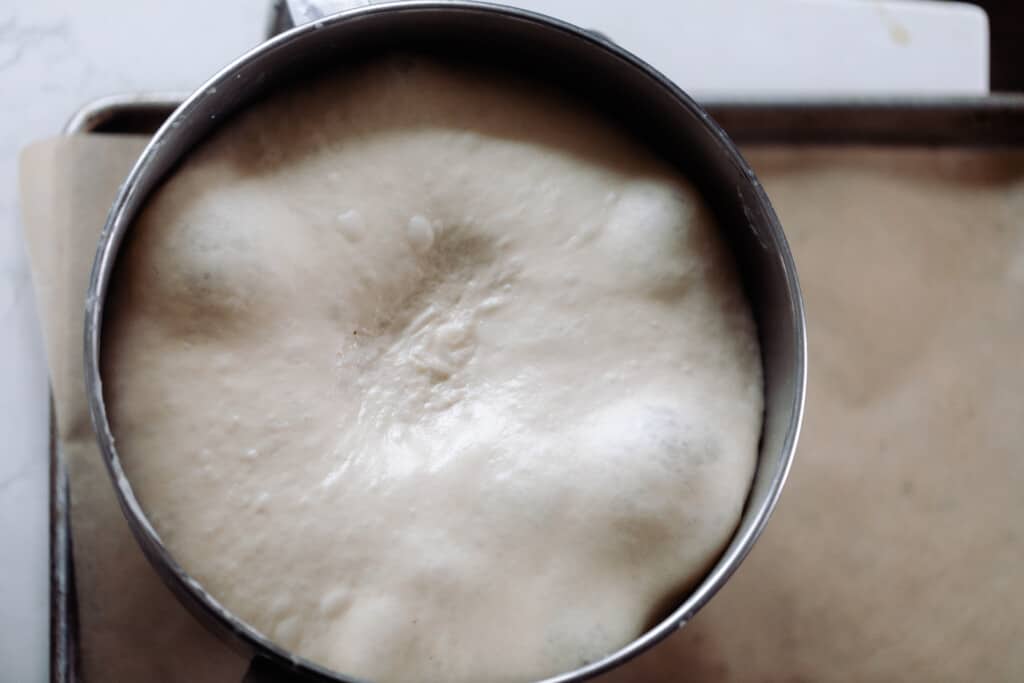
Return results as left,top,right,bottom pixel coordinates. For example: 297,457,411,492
103,57,762,682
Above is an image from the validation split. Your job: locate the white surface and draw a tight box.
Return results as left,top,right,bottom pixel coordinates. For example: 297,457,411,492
0,1,988,681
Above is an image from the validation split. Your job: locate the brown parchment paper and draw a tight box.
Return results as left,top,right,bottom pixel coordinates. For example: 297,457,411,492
20,137,1024,682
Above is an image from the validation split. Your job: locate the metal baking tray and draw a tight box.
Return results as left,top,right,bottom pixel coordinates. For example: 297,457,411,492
53,92,1024,682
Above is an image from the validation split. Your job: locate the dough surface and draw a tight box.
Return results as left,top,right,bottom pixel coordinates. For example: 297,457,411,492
103,57,762,682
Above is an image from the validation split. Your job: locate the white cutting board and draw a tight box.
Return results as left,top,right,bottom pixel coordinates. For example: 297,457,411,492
304,0,991,97
0,1,989,681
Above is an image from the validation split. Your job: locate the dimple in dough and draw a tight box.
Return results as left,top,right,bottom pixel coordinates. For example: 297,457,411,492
102,57,763,683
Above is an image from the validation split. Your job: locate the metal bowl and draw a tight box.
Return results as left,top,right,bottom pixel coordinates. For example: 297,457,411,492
84,2,806,681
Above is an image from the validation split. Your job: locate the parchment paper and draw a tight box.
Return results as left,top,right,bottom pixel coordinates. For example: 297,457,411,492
20,137,1024,682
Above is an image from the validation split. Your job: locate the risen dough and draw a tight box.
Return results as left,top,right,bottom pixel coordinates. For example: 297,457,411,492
103,57,762,682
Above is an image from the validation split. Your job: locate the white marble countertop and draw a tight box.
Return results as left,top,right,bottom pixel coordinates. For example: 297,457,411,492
0,1,987,681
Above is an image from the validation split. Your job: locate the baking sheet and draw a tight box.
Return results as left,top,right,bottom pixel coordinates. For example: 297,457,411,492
33,99,1024,682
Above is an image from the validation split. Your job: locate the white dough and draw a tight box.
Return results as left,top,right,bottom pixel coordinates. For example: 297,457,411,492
103,57,763,682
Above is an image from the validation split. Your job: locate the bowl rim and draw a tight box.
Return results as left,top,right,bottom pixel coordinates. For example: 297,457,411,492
83,2,807,681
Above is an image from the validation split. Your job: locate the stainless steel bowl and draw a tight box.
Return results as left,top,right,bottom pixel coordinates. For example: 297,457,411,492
84,2,806,681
